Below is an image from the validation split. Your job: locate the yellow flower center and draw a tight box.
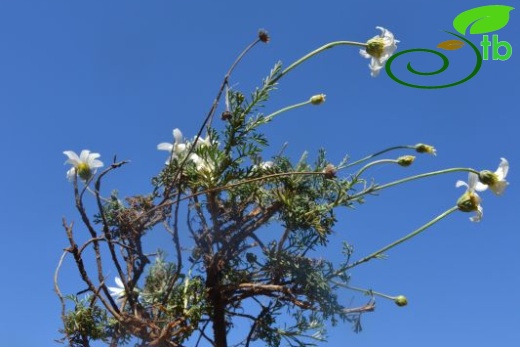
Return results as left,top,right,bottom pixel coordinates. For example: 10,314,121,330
77,162,92,181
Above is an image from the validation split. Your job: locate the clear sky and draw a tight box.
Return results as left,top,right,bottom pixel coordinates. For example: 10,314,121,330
0,1,518,346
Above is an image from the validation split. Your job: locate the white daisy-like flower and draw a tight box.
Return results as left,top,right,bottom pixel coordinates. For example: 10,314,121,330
157,128,187,164
456,172,483,222
63,150,104,181
476,158,509,195
360,26,399,77
107,276,126,300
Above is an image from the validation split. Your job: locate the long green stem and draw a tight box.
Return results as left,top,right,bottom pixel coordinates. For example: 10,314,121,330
336,283,394,300
264,99,312,121
339,145,417,170
354,159,398,178
347,206,459,269
270,40,367,85
350,167,480,200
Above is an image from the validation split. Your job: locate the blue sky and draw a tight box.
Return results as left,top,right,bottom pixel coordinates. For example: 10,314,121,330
0,1,518,346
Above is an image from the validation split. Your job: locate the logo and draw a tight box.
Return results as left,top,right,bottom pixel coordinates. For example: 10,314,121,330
387,5,514,89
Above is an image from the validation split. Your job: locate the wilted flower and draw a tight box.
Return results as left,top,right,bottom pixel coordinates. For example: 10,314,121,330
360,26,399,77
456,172,483,222
157,128,187,164
63,150,104,181
476,158,509,195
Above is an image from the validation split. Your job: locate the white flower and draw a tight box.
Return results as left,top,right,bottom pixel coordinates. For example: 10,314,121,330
189,153,214,172
107,276,126,300
63,150,104,181
475,157,509,195
191,134,217,172
256,161,274,170
193,134,213,148
157,128,187,164
456,173,483,222
360,26,399,77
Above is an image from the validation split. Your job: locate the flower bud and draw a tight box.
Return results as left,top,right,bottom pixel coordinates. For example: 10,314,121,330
415,143,436,156
394,295,408,307
310,94,326,105
397,155,415,167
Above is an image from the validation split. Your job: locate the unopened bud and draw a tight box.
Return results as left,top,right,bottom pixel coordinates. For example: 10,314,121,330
397,155,415,167
310,94,326,105
415,143,436,156
394,295,408,307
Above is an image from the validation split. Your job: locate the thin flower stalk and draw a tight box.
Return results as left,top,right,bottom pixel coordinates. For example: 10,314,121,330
346,206,459,269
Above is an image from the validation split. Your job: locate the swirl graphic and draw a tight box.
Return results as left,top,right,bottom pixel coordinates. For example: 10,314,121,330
386,31,483,89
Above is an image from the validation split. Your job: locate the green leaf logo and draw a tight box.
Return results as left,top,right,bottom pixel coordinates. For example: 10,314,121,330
453,5,514,35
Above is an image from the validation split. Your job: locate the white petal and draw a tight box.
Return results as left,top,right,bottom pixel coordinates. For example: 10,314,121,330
66,168,76,181
79,150,91,162
174,143,187,154
173,128,184,144
157,143,173,152
474,181,489,192
63,150,81,165
360,49,371,59
496,157,509,180
89,159,104,169
467,172,478,190
455,180,469,188
470,205,483,223
489,181,508,196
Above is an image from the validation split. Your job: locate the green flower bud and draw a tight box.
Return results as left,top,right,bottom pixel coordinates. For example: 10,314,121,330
394,295,408,307
397,155,415,167
310,94,326,105
415,143,437,156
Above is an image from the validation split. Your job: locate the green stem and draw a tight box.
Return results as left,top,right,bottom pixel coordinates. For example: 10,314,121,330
340,145,416,170
270,40,367,85
264,99,312,121
341,284,394,300
347,206,459,269
351,167,480,200
354,159,398,178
